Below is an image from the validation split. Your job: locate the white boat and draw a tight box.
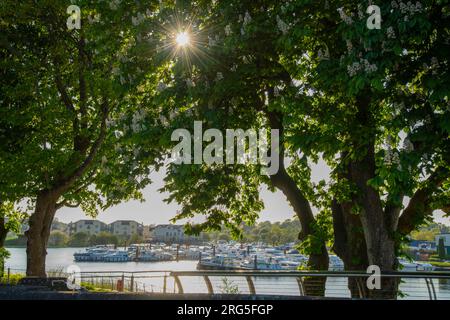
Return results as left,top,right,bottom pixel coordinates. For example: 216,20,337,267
398,258,435,272
103,250,130,262
197,255,240,270
240,256,283,270
278,260,301,270
74,246,120,262
328,255,344,271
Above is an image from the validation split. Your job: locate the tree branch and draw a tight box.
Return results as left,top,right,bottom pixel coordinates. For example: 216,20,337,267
53,100,109,195
397,166,450,235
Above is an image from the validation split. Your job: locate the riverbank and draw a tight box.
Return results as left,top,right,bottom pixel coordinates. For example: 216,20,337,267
0,285,323,300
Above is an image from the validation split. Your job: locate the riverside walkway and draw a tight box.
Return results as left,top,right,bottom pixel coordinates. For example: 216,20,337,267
2,269,450,300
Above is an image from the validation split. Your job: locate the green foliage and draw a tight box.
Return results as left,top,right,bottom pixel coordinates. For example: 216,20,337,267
410,222,449,241
219,277,240,294
207,219,301,245
0,0,164,221
89,232,119,247
0,202,26,235
0,273,24,285
67,232,90,247
48,231,69,247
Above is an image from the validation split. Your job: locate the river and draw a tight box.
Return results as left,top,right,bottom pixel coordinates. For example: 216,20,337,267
4,247,450,299
5,247,198,273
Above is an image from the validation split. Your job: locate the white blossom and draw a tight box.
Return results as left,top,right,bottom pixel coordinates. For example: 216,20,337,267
243,11,252,26
106,118,115,128
337,8,353,25
346,39,353,53
276,16,289,35
109,0,121,10
403,138,414,152
159,115,168,126
208,36,217,47
156,82,167,92
185,78,195,88
386,27,396,39
225,24,232,36
215,72,224,81
114,130,124,139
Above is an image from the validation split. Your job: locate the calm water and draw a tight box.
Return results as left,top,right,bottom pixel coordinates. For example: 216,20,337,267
5,247,198,273
4,247,450,299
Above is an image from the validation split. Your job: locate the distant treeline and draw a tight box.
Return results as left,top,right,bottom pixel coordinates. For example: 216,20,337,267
204,219,302,245
5,231,144,248
6,219,302,247
410,222,450,241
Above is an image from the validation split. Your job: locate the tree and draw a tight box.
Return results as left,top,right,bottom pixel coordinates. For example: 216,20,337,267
67,232,89,247
0,202,25,277
136,0,449,298
89,232,119,246
282,0,450,298
129,233,144,244
144,0,331,278
48,230,68,247
438,238,446,260
0,0,163,276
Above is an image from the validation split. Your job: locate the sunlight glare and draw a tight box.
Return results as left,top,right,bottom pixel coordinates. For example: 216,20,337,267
176,32,190,47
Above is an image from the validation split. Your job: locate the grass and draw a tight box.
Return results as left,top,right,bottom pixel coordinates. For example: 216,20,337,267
428,261,450,268
81,282,116,292
0,273,24,285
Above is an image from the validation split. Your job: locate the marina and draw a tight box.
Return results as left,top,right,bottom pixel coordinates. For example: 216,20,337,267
4,247,449,299
70,241,436,272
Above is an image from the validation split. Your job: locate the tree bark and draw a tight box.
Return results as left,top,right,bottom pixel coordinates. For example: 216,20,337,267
335,96,400,299
331,199,369,298
25,190,59,277
265,109,328,296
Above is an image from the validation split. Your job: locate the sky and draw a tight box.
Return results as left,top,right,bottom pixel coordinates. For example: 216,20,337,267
55,160,450,227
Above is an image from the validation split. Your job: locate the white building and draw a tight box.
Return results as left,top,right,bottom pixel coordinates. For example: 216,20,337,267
109,220,143,238
150,224,199,243
68,220,108,236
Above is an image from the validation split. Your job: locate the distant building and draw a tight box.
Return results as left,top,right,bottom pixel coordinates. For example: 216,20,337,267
109,220,143,238
435,233,450,255
408,239,436,251
150,224,199,243
68,220,108,236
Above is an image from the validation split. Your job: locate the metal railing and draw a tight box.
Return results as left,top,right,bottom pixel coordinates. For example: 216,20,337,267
75,270,450,300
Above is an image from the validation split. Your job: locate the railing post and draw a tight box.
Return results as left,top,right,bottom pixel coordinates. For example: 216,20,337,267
203,275,214,294
163,275,167,294
7,268,10,285
424,278,433,300
429,278,437,300
246,276,256,295
296,277,305,296
130,274,134,292
173,275,184,294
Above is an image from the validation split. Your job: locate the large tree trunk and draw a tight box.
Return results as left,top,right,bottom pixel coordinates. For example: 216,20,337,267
336,96,399,299
25,190,59,277
266,110,328,296
332,199,369,298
